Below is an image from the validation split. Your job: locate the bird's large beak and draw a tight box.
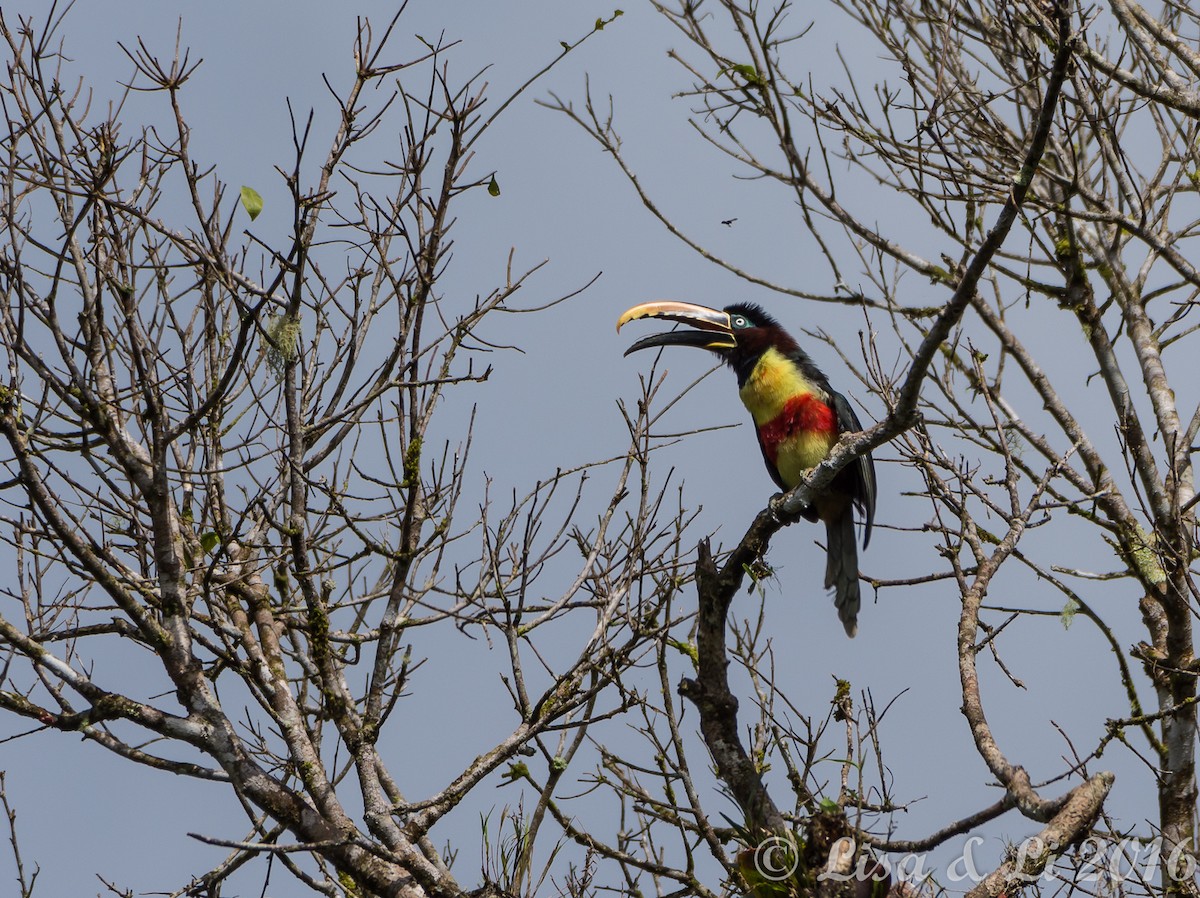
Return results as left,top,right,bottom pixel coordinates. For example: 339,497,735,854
616,301,736,357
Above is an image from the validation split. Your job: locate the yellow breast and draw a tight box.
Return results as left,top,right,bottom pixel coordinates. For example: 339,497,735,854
738,348,820,425
771,428,838,487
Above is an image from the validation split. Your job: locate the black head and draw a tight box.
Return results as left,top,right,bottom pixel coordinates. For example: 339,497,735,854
720,302,805,383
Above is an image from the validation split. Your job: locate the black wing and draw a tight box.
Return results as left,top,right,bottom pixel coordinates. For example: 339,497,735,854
752,422,787,491
831,391,876,547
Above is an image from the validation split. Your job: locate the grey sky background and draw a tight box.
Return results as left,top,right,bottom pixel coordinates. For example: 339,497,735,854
0,1,1161,896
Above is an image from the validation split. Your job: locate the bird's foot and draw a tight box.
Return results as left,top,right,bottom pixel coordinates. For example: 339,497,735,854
769,493,810,525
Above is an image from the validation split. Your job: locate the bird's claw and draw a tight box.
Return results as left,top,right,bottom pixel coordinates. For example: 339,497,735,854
768,494,786,523
769,492,811,525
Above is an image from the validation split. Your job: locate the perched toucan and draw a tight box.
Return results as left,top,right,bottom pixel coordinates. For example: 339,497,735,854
617,301,876,636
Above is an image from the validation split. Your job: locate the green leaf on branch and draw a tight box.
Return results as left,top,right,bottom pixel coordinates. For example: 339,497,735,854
502,762,529,783
239,186,263,221
727,63,763,86
594,9,624,31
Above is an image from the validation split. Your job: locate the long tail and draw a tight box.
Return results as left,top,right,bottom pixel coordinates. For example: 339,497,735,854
825,512,861,637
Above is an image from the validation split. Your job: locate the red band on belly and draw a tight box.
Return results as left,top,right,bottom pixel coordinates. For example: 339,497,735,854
758,394,836,463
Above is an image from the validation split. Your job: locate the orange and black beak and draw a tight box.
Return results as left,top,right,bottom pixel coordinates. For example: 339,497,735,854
616,301,737,356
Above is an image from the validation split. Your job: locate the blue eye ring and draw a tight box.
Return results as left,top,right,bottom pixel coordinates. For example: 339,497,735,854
731,315,750,328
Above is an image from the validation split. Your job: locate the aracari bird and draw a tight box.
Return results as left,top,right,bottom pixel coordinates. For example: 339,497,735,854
617,301,876,636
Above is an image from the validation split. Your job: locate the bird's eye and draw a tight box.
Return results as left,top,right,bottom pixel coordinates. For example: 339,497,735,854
731,315,749,328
